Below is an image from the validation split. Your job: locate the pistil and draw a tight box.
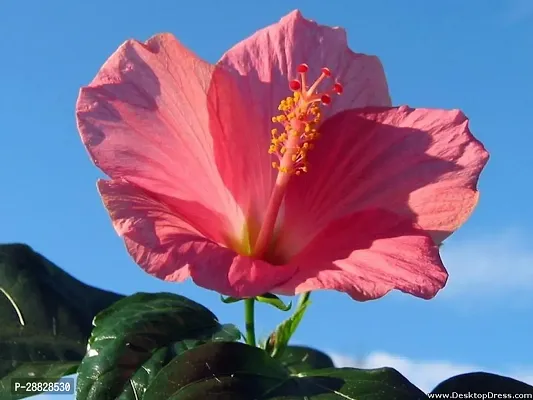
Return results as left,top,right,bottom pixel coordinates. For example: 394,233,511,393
251,64,343,258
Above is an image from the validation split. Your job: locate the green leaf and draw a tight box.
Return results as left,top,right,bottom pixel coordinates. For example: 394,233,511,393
431,372,533,395
0,243,123,399
279,367,428,400
76,292,241,400
264,294,311,357
143,341,426,399
277,345,334,373
221,294,291,311
220,295,241,304
143,341,288,400
256,293,292,311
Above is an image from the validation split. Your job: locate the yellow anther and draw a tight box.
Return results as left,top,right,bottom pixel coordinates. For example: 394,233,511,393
268,64,342,175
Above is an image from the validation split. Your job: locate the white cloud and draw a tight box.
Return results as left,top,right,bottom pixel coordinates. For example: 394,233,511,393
438,231,533,299
330,351,533,393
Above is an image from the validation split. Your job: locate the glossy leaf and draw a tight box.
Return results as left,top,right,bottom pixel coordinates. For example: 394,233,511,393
431,372,533,395
279,367,427,399
76,292,240,400
143,341,288,400
0,243,123,399
264,294,311,357
143,341,427,399
278,345,335,373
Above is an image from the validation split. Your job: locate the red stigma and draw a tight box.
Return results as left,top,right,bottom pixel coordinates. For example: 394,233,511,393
321,67,332,77
333,82,344,94
297,64,309,73
289,80,301,91
321,94,331,105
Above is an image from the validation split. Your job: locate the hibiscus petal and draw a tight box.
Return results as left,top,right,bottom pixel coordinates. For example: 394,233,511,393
190,254,297,298
77,33,247,243
213,10,391,230
219,10,391,114
277,106,489,253
98,179,297,297
273,209,447,301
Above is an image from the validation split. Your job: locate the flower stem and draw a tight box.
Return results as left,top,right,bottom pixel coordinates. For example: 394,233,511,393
244,298,257,346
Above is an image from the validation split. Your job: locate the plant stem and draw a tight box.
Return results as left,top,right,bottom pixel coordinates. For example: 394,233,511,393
244,298,256,346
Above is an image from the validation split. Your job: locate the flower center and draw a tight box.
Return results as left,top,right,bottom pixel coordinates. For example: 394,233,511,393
250,64,343,259
269,63,343,175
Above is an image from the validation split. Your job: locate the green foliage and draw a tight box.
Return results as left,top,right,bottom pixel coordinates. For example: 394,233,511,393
264,293,311,357
76,292,241,400
142,341,427,399
277,345,335,373
0,244,123,399
221,293,292,311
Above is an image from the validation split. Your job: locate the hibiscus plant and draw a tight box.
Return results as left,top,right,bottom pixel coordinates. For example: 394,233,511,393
2,9,532,400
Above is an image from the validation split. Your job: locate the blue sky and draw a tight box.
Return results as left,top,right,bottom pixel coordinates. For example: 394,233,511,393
1,0,532,397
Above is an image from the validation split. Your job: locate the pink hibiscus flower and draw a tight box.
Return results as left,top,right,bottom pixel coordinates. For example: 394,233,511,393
76,10,488,301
